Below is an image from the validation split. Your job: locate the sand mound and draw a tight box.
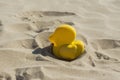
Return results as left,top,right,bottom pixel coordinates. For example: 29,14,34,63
0,39,37,49
91,39,120,50
5,23,32,33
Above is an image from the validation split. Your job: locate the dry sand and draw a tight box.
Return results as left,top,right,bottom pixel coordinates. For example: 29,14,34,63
0,0,120,80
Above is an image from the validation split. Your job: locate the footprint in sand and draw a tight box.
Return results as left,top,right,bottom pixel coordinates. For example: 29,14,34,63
30,20,74,33
0,39,38,49
16,11,75,30
40,11,76,16
90,39,120,61
95,51,118,61
91,39,120,50
15,67,44,80
10,15,75,33
5,23,32,33
0,72,11,80
18,11,76,21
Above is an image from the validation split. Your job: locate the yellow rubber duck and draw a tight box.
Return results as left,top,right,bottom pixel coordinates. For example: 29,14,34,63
49,24,85,60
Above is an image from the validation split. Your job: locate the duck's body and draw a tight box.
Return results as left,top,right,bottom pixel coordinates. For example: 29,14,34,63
49,24,85,60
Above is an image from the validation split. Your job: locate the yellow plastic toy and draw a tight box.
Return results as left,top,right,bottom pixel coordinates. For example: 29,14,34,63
49,24,85,60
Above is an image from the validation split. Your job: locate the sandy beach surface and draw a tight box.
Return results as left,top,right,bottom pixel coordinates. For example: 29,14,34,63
0,0,120,80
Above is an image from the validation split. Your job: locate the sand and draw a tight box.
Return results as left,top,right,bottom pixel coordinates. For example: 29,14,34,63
0,0,120,80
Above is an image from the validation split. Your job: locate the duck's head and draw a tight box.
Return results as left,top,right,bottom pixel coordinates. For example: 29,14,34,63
49,24,76,46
